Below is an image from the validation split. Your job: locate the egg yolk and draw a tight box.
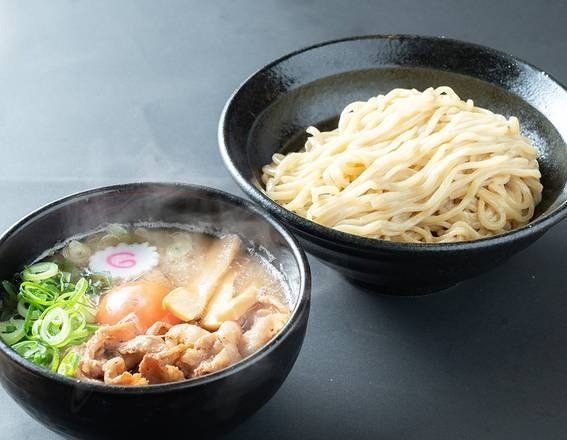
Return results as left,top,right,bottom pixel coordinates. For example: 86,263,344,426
96,280,181,331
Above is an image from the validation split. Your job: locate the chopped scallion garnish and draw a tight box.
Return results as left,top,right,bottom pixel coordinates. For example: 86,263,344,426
0,263,110,375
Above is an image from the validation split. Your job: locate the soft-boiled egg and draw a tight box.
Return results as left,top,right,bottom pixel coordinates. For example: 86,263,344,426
96,272,181,331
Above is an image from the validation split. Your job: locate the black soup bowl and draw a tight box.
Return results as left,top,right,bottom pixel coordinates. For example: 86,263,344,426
0,183,310,439
219,34,567,294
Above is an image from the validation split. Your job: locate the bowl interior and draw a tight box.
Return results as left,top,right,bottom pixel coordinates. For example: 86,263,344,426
0,183,304,311
223,36,567,223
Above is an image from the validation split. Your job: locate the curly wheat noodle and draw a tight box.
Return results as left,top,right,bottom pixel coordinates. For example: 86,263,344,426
261,87,543,243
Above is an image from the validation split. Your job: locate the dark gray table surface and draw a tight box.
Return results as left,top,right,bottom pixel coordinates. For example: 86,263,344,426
1,1,567,439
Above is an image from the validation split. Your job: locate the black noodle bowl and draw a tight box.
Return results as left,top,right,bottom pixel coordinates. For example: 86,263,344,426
0,183,311,439
219,35,567,293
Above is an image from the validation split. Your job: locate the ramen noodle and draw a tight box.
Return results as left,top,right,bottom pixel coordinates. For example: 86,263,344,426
262,87,542,243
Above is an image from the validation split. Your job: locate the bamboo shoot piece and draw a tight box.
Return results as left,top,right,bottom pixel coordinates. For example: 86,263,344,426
163,235,241,322
201,271,237,330
215,285,258,322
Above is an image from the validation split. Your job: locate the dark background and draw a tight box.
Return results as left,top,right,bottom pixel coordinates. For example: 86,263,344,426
1,1,566,439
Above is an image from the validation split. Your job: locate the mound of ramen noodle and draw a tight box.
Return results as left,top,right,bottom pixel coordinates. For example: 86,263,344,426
262,87,543,243
0,225,290,385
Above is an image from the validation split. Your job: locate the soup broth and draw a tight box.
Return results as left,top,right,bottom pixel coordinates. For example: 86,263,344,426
0,225,290,385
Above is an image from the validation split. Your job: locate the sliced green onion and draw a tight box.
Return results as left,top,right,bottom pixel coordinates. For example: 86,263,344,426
39,307,71,347
59,272,71,291
66,278,89,306
78,299,97,323
2,261,104,375
69,309,87,329
22,262,58,282
0,318,25,345
86,271,112,291
85,324,99,333
12,340,59,371
19,281,58,306
63,241,92,267
16,301,28,318
107,224,129,237
57,351,80,377
2,280,18,300
13,340,46,361
56,260,79,278
23,303,37,333
100,234,120,247
50,346,61,372
66,310,88,343
17,301,40,320
67,329,89,344
30,319,42,339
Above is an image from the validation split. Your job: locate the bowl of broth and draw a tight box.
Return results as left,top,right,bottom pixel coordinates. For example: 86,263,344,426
0,182,310,438
219,34,567,294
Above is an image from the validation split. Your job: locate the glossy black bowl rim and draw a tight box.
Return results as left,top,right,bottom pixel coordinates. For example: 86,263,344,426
0,182,311,394
218,33,567,253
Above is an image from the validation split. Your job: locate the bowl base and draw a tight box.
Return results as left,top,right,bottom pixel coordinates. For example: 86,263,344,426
343,275,460,296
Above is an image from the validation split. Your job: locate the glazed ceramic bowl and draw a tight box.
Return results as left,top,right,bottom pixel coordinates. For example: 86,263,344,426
219,34,567,294
0,183,311,439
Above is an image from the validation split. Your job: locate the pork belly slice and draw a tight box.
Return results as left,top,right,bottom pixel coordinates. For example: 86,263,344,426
193,321,243,377
117,335,167,366
102,357,127,382
165,323,210,347
79,321,140,379
145,321,173,336
241,312,288,357
108,371,149,386
139,356,185,384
